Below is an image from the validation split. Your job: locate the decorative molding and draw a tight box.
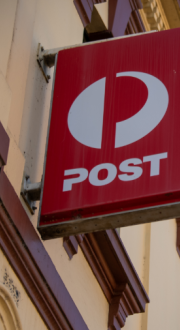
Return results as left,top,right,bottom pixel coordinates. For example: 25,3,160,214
158,0,180,29
0,169,89,330
0,122,9,166
108,0,144,36
139,8,151,31
75,0,145,38
109,0,132,36
84,5,113,41
62,216,150,326
77,230,149,329
63,236,78,259
176,218,180,257
3,269,21,306
108,284,141,330
155,0,170,29
0,283,23,330
141,0,170,31
74,0,106,27
126,9,146,34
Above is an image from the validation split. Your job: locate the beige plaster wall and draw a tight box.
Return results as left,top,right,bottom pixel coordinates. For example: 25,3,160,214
0,0,18,78
6,0,38,145
121,223,151,330
0,247,48,330
45,238,109,330
147,219,180,330
0,0,16,130
0,70,11,129
121,218,180,330
4,128,25,195
121,223,151,292
19,0,84,185
0,0,29,194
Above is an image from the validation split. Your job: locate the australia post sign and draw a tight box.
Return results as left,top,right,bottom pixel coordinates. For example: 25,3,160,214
38,28,180,239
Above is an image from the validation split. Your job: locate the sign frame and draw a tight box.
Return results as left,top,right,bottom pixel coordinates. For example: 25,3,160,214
37,31,180,240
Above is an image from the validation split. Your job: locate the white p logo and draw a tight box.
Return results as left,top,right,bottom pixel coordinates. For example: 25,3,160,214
68,72,169,148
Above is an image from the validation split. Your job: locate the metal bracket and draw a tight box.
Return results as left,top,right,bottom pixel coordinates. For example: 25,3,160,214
21,175,42,215
37,43,52,83
37,43,60,83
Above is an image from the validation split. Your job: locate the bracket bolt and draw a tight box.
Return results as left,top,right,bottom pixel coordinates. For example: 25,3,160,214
41,46,44,51
47,75,51,80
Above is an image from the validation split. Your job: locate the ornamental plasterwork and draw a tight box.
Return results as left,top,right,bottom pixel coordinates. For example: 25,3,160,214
0,283,22,330
3,270,21,307
141,0,170,31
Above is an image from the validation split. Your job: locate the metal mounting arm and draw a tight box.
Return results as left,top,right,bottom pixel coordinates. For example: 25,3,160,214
37,43,63,82
21,175,42,215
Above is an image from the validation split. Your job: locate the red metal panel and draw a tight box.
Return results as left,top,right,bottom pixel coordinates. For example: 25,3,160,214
39,29,180,237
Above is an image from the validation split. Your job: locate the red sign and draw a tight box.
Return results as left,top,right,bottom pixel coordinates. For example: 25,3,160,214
38,28,180,239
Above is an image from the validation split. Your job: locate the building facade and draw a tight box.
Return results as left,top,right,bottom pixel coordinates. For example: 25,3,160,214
0,0,180,329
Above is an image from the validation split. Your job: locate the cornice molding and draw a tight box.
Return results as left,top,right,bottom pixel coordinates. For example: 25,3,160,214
129,0,143,10
158,0,180,29
155,0,170,29
108,284,141,330
126,9,146,33
79,231,149,307
63,236,78,259
141,0,170,31
108,0,144,36
74,0,106,27
139,8,151,31
74,0,145,37
64,230,149,329
0,169,89,330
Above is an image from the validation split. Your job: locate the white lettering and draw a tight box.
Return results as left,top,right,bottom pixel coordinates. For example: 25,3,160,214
63,168,88,191
63,152,168,190
118,158,143,181
143,152,168,176
89,163,117,186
